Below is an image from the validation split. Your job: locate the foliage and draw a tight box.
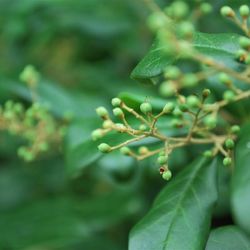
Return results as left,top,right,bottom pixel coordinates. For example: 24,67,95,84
1,0,250,249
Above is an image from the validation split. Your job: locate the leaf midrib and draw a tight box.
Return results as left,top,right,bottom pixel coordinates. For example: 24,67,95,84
162,159,206,250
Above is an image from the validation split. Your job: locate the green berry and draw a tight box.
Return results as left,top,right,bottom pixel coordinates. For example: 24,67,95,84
235,49,246,61
239,36,250,49
163,102,175,114
171,118,183,128
170,1,189,19
157,155,168,165
98,143,111,153
219,73,231,85
140,102,152,114
120,146,131,155
138,146,149,155
220,6,234,17
91,129,103,141
103,120,113,129
200,3,212,14
186,95,201,108
96,106,108,118
179,103,189,112
147,12,167,31
223,90,235,102
159,81,176,97
239,5,250,17
230,125,240,134
111,98,121,107
164,66,181,80
162,170,172,181
225,138,235,149
113,107,123,117
178,21,194,38
139,124,147,131
204,115,217,129
173,107,183,117
223,157,232,166
202,89,211,98
181,73,198,87
203,150,213,158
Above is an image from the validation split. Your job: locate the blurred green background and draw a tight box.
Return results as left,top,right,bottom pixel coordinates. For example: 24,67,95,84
0,0,247,249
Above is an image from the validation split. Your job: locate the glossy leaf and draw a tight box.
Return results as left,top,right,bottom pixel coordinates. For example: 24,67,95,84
205,226,250,250
129,157,218,250
131,33,242,83
231,124,250,234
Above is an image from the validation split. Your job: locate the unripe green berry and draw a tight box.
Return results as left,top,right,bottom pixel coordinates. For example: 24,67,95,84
179,103,189,112
113,107,123,117
120,146,131,155
202,89,211,98
157,155,168,165
223,157,232,166
200,3,212,14
239,36,250,49
220,6,234,18
91,129,103,141
171,118,183,128
138,146,149,155
225,138,235,149
139,124,147,131
219,73,231,85
163,102,175,113
223,90,235,102
181,73,198,88
203,150,213,158
235,49,247,61
173,107,183,117
178,21,194,38
230,125,240,134
140,102,152,114
103,120,113,129
159,81,176,97
204,115,217,129
164,66,181,80
162,170,172,181
186,95,201,108
98,143,111,153
147,12,167,31
111,98,121,107
239,5,250,18
170,1,189,19
96,106,108,118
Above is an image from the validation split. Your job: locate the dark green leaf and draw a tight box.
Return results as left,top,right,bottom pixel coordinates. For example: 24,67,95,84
231,124,250,233
131,33,242,83
205,226,250,250
129,157,218,250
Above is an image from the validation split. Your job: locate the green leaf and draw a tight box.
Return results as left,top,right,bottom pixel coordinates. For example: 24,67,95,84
131,33,242,83
129,157,218,250
205,226,250,250
231,124,250,234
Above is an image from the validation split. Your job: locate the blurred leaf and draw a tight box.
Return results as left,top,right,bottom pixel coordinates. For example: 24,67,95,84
129,157,218,250
0,191,141,249
131,33,242,83
231,124,250,234
205,226,250,250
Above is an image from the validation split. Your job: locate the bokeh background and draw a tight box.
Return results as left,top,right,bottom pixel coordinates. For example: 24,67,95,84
0,0,247,249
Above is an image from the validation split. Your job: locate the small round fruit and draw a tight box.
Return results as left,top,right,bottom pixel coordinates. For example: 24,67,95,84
225,138,235,149
186,95,201,108
96,107,108,117
239,36,250,49
204,116,217,129
139,124,147,131
171,1,189,19
103,120,113,129
113,107,123,117
111,97,121,107
181,73,198,88
219,73,231,85
91,129,103,141
162,170,172,181
223,90,235,102
223,157,232,166
173,107,183,117
203,150,213,158
159,81,176,97
164,66,181,80
157,155,168,165
138,146,149,155
220,6,234,17
179,103,189,112
120,147,131,155
98,143,111,153
140,102,152,114
202,89,211,98
239,5,250,17
163,102,175,113
200,3,212,14
230,125,240,134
